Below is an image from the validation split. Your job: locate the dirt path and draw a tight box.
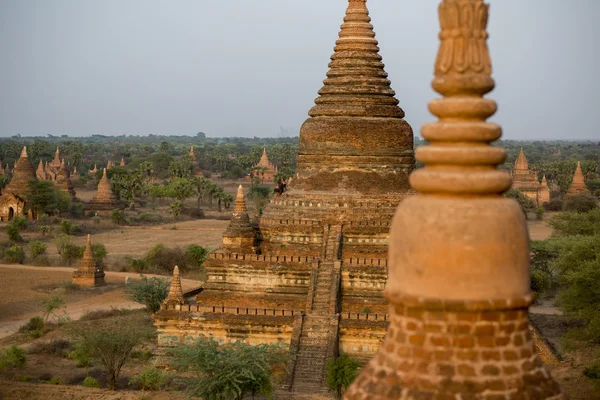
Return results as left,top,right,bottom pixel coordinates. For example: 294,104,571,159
0,264,202,340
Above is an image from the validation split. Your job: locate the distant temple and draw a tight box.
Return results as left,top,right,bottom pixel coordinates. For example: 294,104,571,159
72,235,105,287
567,161,590,195
86,168,124,213
36,147,77,201
0,147,37,221
251,148,278,183
511,148,550,206
120,156,126,167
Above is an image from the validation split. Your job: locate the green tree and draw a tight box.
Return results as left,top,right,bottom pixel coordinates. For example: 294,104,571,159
69,320,152,390
41,290,66,330
167,178,196,203
170,337,288,400
125,276,169,313
563,193,598,213
168,159,194,179
326,354,361,396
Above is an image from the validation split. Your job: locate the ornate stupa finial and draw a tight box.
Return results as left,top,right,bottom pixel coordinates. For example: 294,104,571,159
20,146,28,158
345,1,564,398
541,174,548,187
164,266,185,307
294,0,414,195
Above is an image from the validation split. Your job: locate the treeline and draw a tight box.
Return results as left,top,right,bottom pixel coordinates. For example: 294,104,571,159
0,136,598,191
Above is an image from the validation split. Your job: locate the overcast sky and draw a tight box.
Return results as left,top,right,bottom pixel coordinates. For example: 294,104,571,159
0,0,598,140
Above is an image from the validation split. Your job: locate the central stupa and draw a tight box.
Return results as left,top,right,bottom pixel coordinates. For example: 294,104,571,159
154,0,415,394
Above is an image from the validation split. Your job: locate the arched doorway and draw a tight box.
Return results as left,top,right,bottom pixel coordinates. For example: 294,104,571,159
8,207,14,220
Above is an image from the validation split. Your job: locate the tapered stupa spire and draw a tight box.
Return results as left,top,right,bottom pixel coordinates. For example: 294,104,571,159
87,168,123,210
346,0,564,398
234,185,248,213
541,174,548,187
295,0,414,195
52,147,61,165
36,159,46,180
567,161,589,195
164,266,185,307
222,185,255,251
72,234,105,287
514,147,529,172
4,146,37,197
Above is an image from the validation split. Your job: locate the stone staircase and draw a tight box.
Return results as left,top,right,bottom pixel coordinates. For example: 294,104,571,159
288,225,343,394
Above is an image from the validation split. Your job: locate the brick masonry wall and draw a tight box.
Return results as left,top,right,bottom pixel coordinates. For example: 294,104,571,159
345,297,564,399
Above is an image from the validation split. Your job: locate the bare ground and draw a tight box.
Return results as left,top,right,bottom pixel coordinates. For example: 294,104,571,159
0,265,202,340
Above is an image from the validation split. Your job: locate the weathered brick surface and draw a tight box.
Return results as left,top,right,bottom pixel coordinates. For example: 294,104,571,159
344,298,563,399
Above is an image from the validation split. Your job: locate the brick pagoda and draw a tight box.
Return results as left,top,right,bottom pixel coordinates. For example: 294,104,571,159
252,148,278,183
0,146,37,221
512,148,550,206
38,147,77,201
72,234,105,287
86,168,124,213
567,161,589,195
345,0,564,398
154,0,415,394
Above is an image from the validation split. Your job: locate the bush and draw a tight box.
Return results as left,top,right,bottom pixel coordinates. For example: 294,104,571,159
46,377,63,385
92,243,108,266
145,244,188,273
6,225,23,242
170,337,288,400
584,363,600,380
168,201,184,217
129,364,172,391
69,342,94,368
111,209,126,225
69,203,86,218
326,354,361,395
530,270,551,299
38,225,51,236
59,220,78,235
28,340,72,356
127,258,151,273
19,316,44,333
563,193,598,213
0,345,26,370
185,245,209,268
29,241,48,257
536,207,544,220
82,376,101,388
4,245,25,264
55,235,85,266
543,199,563,212
125,276,169,313
10,216,28,230
549,209,600,236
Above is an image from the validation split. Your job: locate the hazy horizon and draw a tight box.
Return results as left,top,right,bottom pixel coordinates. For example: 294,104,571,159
1,0,598,140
